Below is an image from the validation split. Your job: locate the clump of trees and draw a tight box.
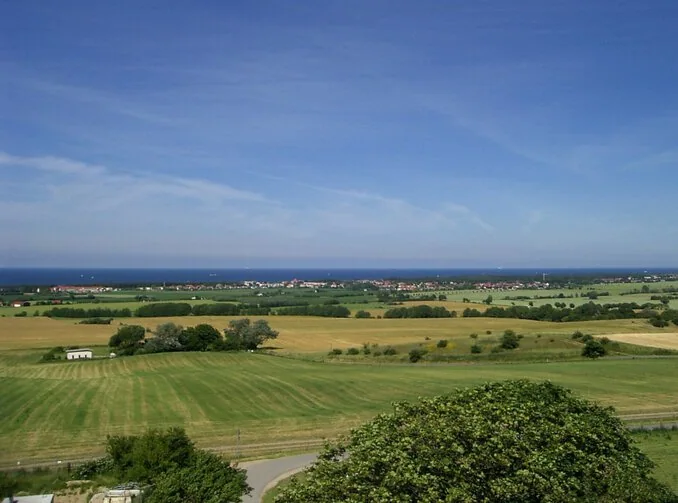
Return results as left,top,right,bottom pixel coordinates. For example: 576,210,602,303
78,317,113,325
383,305,456,318
108,319,278,356
276,380,677,502
75,428,249,502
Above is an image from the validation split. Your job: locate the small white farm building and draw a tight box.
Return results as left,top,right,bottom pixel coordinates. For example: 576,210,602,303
66,348,93,360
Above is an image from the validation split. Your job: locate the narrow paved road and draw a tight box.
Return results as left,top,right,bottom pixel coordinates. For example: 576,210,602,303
241,453,317,503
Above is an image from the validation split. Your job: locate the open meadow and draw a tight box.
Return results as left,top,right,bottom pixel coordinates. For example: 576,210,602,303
1,312,678,468
2,348,678,466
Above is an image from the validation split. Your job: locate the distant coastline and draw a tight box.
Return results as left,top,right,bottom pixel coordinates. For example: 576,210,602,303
1,267,678,287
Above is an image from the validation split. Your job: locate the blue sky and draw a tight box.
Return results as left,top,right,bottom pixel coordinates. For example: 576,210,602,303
1,1,677,267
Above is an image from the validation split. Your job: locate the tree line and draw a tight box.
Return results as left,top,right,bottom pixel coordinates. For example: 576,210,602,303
461,302,678,324
42,301,353,318
383,305,457,318
109,319,278,356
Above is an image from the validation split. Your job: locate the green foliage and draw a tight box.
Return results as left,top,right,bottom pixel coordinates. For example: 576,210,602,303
136,302,193,317
223,318,278,350
179,324,222,352
78,317,113,324
108,325,145,355
43,307,132,318
328,348,343,355
651,317,670,328
470,343,482,354
500,329,521,350
0,472,19,501
436,339,448,348
346,347,360,355
148,450,250,503
384,305,455,319
408,348,427,363
571,330,585,340
484,294,493,305
277,305,351,317
469,332,478,339
582,339,608,359
383,346,397,356
275,380,677,503
354,310,372,319
106,427,196,483
144,322,184,353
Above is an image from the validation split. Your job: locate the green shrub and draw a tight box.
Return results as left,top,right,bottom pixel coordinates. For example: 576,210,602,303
470,344,482,354
346,347,360,355
500,330,520,350
485,330,492,335
408,348,427,363
329,348,342,355
436,339,448,348
582,340,607,359
373,351,382,357
383,347,397,356
571,330,584,340
469,333,478,339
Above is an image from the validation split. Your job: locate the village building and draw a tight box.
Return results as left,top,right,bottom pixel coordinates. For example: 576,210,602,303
66,348,93,360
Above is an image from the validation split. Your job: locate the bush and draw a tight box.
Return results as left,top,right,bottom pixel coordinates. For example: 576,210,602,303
79,317,113,325
354,310,372,319
470,344,482,354
500,330,520,350
582,339,607,359
328,348,342,355
581,334,594,343
469,333,478,339
650,318,670,328
600,336,611,345
486,330,492,335
436,339,448,348
372,351,382,357
383,347,397,356
346,347,360,355
408,348,427,363
571,330,584,340
362,344,371,355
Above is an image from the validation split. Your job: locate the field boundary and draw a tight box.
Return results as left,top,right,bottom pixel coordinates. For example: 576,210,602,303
3,419,678,471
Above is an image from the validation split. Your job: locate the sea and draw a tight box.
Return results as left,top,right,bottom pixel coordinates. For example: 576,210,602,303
0,267,676,287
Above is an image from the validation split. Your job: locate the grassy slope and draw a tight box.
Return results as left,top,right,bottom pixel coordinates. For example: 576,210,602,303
633,430,678,492
2,352,678,465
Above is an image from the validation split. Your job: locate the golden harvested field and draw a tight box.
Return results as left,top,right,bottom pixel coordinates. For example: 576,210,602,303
0,315,672,352
607,332,678,350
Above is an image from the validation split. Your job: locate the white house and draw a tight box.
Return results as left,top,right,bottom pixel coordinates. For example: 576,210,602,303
66,348,93,360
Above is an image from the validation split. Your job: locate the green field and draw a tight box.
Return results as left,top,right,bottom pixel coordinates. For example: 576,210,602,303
429,280,678,309
2,351,678,466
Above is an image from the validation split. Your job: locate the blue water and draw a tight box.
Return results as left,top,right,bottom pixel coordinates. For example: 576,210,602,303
0,267,676,287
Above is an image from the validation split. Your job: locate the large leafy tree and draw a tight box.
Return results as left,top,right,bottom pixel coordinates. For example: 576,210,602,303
108,325,146,355
276,380,677,503
224,318,279,350
179,324,222,351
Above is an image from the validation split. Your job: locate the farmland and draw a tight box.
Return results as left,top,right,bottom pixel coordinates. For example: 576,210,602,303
1,314,677,353
2,350,678,466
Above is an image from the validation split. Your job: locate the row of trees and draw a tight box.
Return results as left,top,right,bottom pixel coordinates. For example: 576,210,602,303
108,319,279,355
43,301,354,318
276,305,351,317
462,302,678,323
383,305,457,318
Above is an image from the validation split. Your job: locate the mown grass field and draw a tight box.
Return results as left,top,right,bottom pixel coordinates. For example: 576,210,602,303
634,430,678,491
2,351,678,466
